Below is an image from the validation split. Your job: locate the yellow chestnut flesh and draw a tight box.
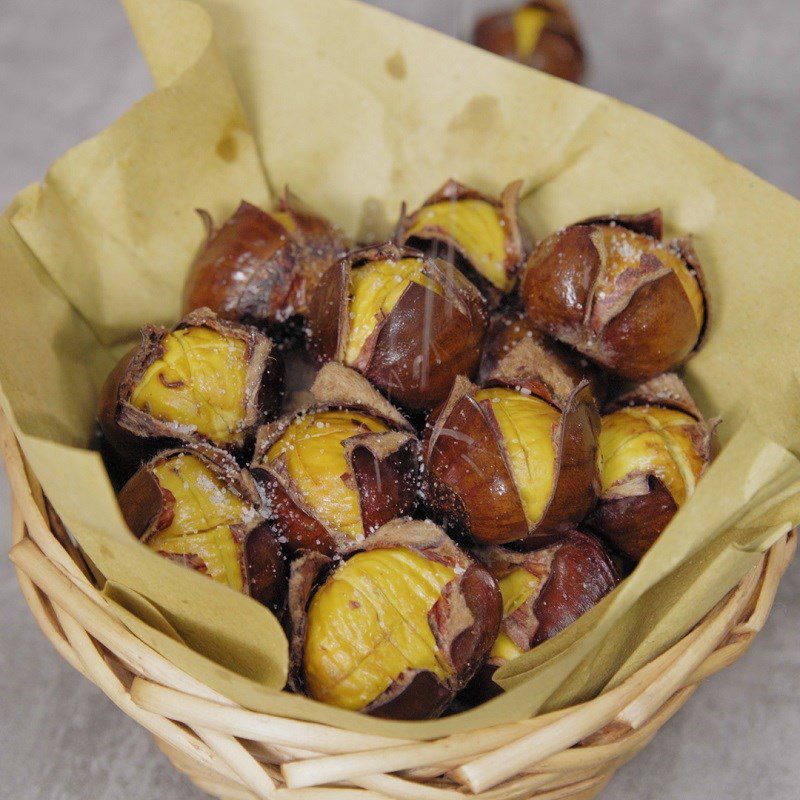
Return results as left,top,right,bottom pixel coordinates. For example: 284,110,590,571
130,327,247,444
266,410,388,539
513,6,551,60
404,200,511,291
598,227,705,328
474,387,560,527
268,210,297,232
345,258,444,365
304,548,455,710
600,406,705,506
490,567,544,661
147,454,251,591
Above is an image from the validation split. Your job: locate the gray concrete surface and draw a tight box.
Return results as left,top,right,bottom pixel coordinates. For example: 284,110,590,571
1,1,798,798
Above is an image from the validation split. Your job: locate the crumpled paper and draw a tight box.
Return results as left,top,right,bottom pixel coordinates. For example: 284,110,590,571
1,0,799,739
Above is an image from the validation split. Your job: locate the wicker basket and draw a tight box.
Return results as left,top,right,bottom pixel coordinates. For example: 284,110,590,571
3,409,796,800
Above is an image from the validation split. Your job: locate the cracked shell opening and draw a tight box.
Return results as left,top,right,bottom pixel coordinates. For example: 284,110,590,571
490,567,544,661
513,6,551,59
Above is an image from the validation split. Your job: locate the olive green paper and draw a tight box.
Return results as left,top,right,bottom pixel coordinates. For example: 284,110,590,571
1,0,799,739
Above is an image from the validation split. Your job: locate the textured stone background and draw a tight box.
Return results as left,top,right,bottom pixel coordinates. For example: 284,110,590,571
1,1,798,798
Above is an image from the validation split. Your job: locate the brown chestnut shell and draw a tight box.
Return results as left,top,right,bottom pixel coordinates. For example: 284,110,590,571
308,242,488,411
287,519,502,719
520,209,709,380
184,193,348,332
424,376,600,547
97,308,284,468
117,444,287,613
251,363,421,556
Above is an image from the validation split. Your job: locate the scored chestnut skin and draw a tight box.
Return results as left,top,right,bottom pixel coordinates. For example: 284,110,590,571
473,1,585,83
586,374,715,561
287,519,502,719
464,531,618,703
251,363,421,556
117,444,287,613
424,375,600,548
521,210,708,380
307,242,488,412
98,308,284,468
395,179,529,307
184,193,348,333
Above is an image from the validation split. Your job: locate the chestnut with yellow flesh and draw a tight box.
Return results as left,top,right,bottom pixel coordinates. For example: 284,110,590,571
474,387,559,527
513,6,551,59
598,227,705,329
130,327,247,444
266,410,389,540
146,454,250,591
490,568,544,661
269,210,297,233
303,548,455,710
403,200,511,292
600,406,704,505
344,258,443,365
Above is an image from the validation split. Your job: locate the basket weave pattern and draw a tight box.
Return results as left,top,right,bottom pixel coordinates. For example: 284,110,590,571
3,411,795,800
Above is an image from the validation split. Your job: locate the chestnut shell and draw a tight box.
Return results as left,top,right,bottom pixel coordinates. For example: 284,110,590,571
287,519,502,719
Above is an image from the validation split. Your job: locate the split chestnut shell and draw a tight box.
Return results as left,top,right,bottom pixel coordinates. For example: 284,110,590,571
287,519,502,719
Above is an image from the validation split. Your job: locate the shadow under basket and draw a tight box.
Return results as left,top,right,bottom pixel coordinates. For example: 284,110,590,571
2,411,796,800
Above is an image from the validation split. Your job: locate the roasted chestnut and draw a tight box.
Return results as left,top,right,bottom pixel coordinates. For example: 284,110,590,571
184,193,348,331
395,180,528,306
424,376,600,547
587,374,715,561
465,532,618,702
251,363,420,555
98,309,283,465
117,445,287,612
287,519,501,718
521,210,708,380
308,243,488,411
473,1,585,83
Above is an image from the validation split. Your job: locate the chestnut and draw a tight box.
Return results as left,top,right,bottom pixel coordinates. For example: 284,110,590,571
587,374,715,561
395,180,528,306
465,531,618,702
473,1,585,83
424,376,600,547
520,210,708,380
287,519,501,718
117,444,287,612
184,193,348,332
251,363,420,555
98,309,283,466
308,242,488,411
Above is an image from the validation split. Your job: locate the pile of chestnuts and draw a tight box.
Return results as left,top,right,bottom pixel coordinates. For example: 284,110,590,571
98,179,713,719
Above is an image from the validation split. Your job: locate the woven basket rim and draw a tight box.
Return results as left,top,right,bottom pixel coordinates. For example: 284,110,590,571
2,410,795,800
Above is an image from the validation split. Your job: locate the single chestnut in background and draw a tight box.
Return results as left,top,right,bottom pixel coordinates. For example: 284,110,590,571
287,519,501,719
473,1,585,83
98,308,284,466
184,192,348,332
251,363,420,556
587,374,715,561
118,444,287,612
308,242,488,411
465,531,618,702
424,376,600,548
521,210,708,380
395,179,528,306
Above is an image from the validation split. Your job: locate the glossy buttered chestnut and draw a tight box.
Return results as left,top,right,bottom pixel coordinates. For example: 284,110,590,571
473,1,585,83
287,519,501,719
395,180,528,306
117,444,287,612
251,363,420,555
184,194,348,332
465,531,618,702
98,308,284,466
587,374,714,561
521,210,708,380
308,242,488,411
424,376,600,547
